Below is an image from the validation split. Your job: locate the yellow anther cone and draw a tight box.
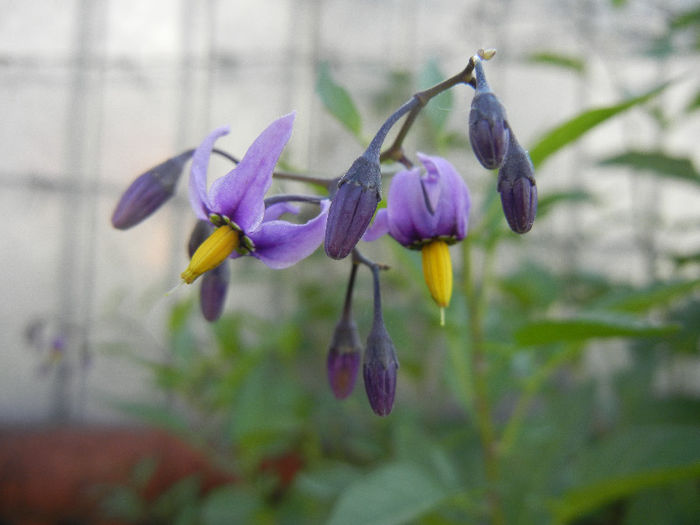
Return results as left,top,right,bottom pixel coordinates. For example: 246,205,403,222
421,240,453,325
181,225,239,284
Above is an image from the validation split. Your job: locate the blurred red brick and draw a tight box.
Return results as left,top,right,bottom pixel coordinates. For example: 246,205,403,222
0,425,236,524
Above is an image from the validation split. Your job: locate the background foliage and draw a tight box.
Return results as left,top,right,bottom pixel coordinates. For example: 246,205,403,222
103,3,700,524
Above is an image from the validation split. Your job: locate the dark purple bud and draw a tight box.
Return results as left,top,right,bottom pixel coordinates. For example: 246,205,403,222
362,265,398,416
469,61,509,170
111,150,193,229
327,317,362,399
188,220,215,258
324,155,382,260
363,322,399,416
199,261,230,322
497,132,537,234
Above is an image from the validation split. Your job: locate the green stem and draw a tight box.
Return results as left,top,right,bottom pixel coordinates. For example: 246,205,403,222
462,236,505,525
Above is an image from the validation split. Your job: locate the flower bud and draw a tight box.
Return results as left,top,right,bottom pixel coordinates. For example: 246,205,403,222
199,260,230,322
468,61,509,170
326,317,362,399
111,150,193,229
497,133,537,234
363,321,399,417
188,220,214,258
324,155,382,260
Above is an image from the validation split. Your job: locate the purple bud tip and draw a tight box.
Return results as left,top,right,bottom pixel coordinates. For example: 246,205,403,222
362,323,399,416
111,151,192,230
327,318,363,399
469,92,509,170
199,261,230,322
324,156,382,259
497,133,537,234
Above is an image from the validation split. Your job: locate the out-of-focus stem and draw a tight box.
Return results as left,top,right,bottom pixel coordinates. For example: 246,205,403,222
462,235,505,525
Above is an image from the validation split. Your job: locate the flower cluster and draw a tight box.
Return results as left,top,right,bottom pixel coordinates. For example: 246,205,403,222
112,51,536,416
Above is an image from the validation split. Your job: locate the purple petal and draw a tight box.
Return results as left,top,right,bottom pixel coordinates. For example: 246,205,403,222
363,209,390,242
189,126,230,220
417,153,471,241
386,168,437,246
249,199,330,269
209,113,295,232
264,202,300,222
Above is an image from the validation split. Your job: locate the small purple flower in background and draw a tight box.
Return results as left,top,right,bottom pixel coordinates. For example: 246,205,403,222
181,112,330,284
364,153,471,324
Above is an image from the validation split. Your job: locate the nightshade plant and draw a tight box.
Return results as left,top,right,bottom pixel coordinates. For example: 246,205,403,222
112,49,536,417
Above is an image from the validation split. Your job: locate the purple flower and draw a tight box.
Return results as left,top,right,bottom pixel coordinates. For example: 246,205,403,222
364,153,470,248
181,113,329,284
364,154,470,319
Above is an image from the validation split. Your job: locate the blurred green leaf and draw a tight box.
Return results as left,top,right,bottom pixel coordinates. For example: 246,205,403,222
686,90,700,113
419,59,453,135
151,476,200,521
99,486,144,522
553,426,700,524
599,150,700,184
536,190,596,219
327,462,450,525
108,400,190,434
201,485,263,525
316,62,363,139
515,313,679,345
527,52,585,74
529,82,670,168
595,278,700,313
295,462,363,501
670,6,700,30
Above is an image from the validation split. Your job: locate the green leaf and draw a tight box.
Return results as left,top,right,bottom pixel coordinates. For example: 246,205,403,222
316,62,362,139
108,400,190,434
553,426,700,524
201,485,263,525
527,52,585,74
686,90,700,113
536,190,595,218
529,82,670,168
595,278,700,313
327,462,449,525
598,150,700,185
419,59,453,135
515,313,679,346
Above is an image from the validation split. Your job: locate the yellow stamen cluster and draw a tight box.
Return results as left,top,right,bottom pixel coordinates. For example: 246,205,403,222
180,225,239,284
421,240,453,326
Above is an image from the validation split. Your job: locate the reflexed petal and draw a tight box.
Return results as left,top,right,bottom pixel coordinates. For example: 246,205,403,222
386,168,437,245
250,199,330,269
189,126,230,220
264,202,300,222
209,113,295,232
417,153,471,241
363,209,390,241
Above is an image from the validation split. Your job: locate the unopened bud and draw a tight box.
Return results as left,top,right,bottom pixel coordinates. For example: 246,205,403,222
469,61,509,170
497,133,537,234
111,150,193,229
327,317,362,399
324,155,382,260
199,261,230,322
363,321,399,416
